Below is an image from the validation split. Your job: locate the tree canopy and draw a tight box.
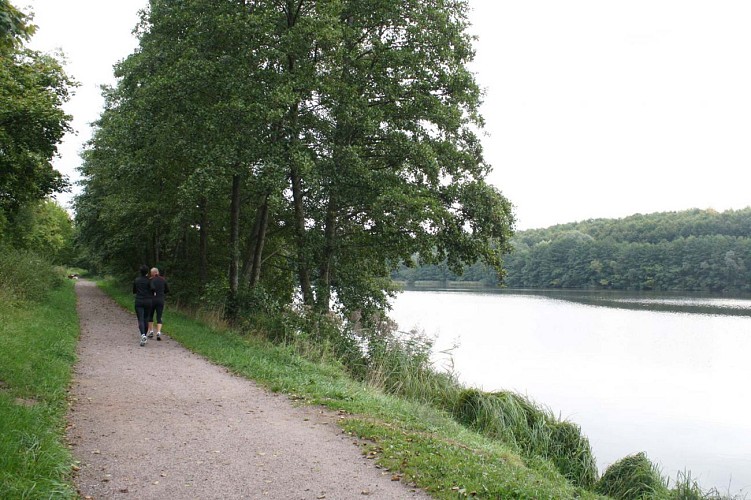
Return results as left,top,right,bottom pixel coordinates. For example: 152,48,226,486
394,208,751,293
0,1,75,240
75,0,515,325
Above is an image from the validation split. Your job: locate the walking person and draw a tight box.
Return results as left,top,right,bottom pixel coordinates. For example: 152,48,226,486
133,264,154,347
146,267,169,341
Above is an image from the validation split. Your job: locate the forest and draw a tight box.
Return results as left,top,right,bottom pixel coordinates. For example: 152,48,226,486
393,208,751,292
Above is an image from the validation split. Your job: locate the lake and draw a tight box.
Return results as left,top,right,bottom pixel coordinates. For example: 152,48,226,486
389,288,751,495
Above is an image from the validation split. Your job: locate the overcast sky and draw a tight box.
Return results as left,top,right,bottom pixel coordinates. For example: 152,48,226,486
23,0,751,230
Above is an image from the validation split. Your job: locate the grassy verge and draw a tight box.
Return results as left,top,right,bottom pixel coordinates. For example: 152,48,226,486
0,280,79,499
98,279,600,499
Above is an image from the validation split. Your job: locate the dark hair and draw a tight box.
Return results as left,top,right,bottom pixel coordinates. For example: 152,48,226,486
139,264,149,276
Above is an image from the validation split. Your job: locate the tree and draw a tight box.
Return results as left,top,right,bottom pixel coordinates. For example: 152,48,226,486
6,199,74,263
281,0,515,319
75,0,516,327
0,1,74,224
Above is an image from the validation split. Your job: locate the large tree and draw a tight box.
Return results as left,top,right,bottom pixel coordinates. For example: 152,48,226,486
0,1,74,225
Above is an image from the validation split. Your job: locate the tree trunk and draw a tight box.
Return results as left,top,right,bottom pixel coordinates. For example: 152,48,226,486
227,174,241,318
316,196,337,312
249,198,269,287
290,166,313,306
199,196,209,289
241,196,269,288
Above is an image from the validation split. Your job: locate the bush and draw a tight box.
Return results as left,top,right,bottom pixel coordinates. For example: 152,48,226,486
0,246,64,304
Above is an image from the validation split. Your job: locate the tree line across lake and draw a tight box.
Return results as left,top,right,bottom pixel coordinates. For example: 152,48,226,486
394,207,751,292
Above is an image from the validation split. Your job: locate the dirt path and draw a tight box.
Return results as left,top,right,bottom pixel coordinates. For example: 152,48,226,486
67,280,430,499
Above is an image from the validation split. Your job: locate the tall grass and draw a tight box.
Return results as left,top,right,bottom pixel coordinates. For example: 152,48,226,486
0,267,78,498
595,452,669,499
451,388,599,489
596,454,744,500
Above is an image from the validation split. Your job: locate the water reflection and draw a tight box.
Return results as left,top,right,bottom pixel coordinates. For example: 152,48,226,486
404,285,751,317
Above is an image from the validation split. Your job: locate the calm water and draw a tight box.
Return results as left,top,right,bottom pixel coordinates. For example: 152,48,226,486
389,288,751,495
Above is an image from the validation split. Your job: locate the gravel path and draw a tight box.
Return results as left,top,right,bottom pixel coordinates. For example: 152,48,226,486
67,280,430,499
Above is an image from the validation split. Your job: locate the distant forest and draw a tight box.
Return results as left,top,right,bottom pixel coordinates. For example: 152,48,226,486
393,208,751,292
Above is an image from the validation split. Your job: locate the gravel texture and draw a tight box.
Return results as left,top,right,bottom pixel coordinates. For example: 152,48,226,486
67,280,430,499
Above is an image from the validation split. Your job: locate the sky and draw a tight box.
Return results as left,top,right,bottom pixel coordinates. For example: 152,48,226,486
22,0,751,230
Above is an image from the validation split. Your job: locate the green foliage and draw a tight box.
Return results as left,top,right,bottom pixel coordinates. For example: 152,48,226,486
0,0,35,50
2,199,74,264
394,207,751,292
595,452,670,499
74,0,514,331
0,244,64,304
0,2,75,219
0,280,78,498
504,208,751,291
451,388,599,489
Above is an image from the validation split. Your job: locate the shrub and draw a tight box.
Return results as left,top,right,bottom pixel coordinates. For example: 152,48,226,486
0,246,64,304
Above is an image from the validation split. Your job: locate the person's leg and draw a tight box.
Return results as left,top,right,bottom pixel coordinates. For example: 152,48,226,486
146,303,155,337
154,302,164,339
155,302,164,332
135,303,148,345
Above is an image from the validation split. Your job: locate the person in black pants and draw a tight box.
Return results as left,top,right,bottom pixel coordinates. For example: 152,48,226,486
133,264,154,347
146,267,169,341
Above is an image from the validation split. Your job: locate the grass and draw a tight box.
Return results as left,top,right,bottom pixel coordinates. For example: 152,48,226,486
3,271,740,499
98,279,601,499
451,388,598,489
0,280,79,499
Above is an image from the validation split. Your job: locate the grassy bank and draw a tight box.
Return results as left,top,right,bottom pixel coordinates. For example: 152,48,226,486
98,279,740,499
99,280,599,499
0,280,79,498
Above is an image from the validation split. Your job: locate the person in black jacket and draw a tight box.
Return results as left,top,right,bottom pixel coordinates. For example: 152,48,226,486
133,264,154,347
146,267,169,341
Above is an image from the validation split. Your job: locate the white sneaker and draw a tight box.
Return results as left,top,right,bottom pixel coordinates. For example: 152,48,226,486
147,330,154,338
140,334,147,346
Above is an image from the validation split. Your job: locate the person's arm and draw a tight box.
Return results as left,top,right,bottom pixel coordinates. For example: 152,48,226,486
164,280,169,295
132,280,137,294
